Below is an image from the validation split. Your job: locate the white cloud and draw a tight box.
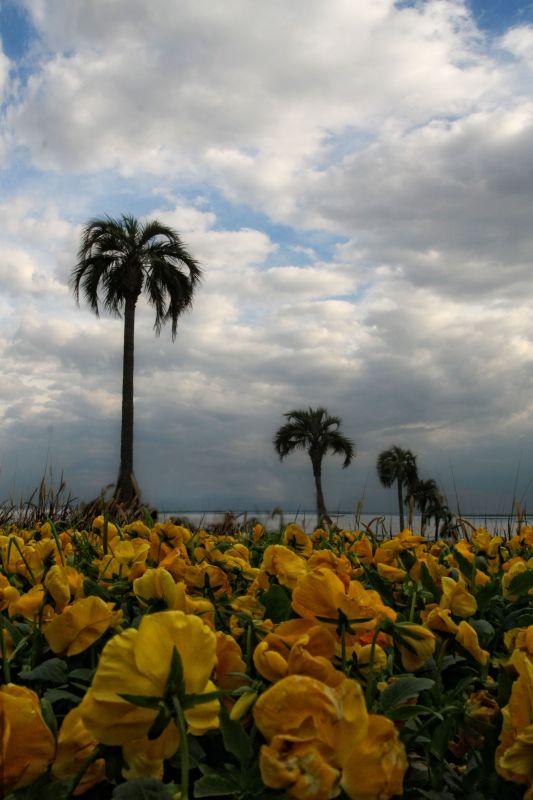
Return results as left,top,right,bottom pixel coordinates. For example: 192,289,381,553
2,1,533,513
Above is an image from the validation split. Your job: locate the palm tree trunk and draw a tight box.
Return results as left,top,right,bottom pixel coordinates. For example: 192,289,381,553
397,479,404,531
115,294,137,504
311,456,329,527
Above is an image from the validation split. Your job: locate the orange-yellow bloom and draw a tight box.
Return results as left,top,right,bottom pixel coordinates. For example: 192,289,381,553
253,674,368,767
340,714,408,800
260,735,341,800
254,618,341,686
0,684,56,794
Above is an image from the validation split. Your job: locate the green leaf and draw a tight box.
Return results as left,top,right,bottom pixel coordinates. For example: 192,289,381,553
260,583,292,623
166,646,185,697
44,687,84,705
398,548,417,573
193,774,239,798
182,690,222,710
147,704,172,740
219,703,254,764
40,696,58,736
420,562,441,601
469,618,495,647
112,778,174,799
452,547,476,581
507,569,533,598
83,578,114,601
475,579,499,613
386,703,441,721
118,693,164,709
19,658,68,685
503,606,533,630
363,566,396,606
68,667,95,683
380,677,435,710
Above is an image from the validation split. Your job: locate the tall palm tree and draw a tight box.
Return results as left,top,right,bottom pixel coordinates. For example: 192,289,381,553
376,446,418,532
70,214,201,504
273,407,355,526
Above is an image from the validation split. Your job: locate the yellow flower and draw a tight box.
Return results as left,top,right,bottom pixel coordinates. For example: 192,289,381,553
376,562,407,583
253,674,368,767
260,545,308,589
353,642,388,677
123,519,152,538
340,714,408,800
394,623,436,672
503,561,532,601
122,723,180,780
0,684,56,794
348,535,374,565
8,584,45,620
420,604,459,634
43,595,118,656
44,564,71,611
455,621,490,665
213,631,248,695
254,618,340,685
496,651,533,792
439,576,477,617
260,735,341,800
133,567,181,608
79,610,219,745
282,523,313,557
0,574,20,612
92,515,118,535
52,705,106,795
292,567,395,636
153,521,191,546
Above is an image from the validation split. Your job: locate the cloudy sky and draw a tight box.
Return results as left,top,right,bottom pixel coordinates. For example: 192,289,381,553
1,0,533,518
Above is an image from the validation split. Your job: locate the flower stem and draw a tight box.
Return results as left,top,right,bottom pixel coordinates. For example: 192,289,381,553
364,623,382,710
173,695,190,800
0,615,11,683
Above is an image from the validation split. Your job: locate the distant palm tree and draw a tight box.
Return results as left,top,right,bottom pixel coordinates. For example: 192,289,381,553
71,214,201,504
273,407,355,526
406,478,442,534
377,446,418,531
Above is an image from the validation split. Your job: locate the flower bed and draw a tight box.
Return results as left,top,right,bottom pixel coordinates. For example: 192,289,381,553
1,516,533,799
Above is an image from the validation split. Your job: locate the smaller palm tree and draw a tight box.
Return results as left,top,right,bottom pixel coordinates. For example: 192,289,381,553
273,407,355,526
377,446,418,531
406,478,442,534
